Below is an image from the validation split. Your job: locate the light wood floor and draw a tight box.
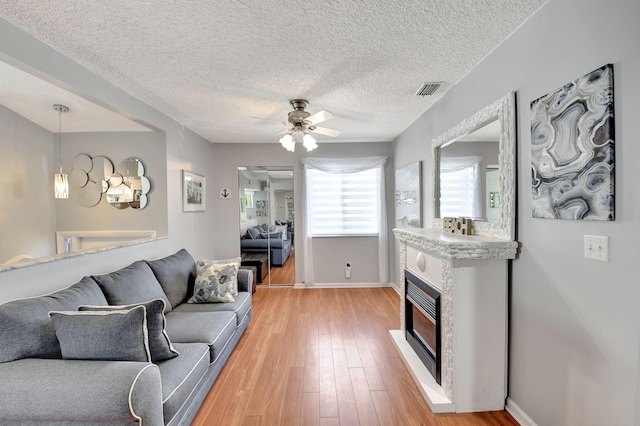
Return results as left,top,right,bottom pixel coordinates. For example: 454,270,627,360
264,249,295,286
191,287,518,426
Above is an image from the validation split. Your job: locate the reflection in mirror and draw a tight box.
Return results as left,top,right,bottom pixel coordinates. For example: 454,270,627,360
72,154,114,207
439,119,499,219
107,158,150,209
432,92,516,240
238,167,294,286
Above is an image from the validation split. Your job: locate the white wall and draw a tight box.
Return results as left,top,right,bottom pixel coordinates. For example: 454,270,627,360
0,18,217,303
393,0,640,424
0,106,56,262
210,142,393,285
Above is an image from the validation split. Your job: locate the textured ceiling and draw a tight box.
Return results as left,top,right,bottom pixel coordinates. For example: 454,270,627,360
0,0,547,143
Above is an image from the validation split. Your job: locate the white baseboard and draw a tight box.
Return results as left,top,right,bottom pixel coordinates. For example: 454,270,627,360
293,282,393,289
505,398,537,426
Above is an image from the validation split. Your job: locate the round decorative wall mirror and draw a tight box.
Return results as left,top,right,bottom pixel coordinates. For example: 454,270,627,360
106,157,151,209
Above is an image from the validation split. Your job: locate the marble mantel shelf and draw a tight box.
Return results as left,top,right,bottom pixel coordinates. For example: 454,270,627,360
393,228,519,260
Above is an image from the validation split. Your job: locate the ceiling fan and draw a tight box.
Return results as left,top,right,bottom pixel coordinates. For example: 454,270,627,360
277,99,341,152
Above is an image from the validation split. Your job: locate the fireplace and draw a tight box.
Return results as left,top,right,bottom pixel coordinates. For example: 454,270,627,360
404,268,441,384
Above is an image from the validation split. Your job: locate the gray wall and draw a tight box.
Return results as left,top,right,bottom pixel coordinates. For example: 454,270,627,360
210,142,393,284
56,131,168,237
0,106,56,262
393,0,640,424
0,18,218,303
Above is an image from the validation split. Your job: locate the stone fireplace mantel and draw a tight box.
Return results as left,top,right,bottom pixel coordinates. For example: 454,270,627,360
392,227,518,413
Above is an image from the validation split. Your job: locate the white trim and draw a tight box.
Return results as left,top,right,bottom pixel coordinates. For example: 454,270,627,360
389,330,456,413
505,398,537,426
293,282,393,289
56,230,157,254
128,363,161,425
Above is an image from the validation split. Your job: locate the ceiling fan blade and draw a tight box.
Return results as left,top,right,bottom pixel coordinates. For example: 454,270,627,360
310,126,342,137
306,110,334,126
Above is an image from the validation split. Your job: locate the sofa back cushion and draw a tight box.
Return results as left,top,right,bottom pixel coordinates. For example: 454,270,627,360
92,261,172,313
145,249,196,308
0,276,108,363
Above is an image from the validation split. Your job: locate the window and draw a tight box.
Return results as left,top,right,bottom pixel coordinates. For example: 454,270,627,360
440,165,476,217
307,167,381,236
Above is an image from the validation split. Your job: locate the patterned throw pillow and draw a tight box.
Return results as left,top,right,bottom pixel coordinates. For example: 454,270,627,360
274,225,288,240
188,257,241,303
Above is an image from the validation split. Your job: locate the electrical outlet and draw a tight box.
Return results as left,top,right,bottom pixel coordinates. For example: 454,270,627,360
584,235,609,262
345,262,352,279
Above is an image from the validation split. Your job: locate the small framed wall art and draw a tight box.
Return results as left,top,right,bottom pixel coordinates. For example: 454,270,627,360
395,161,422,228
183,170,206,212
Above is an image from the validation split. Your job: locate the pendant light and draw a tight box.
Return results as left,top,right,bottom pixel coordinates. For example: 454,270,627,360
53,104,69,199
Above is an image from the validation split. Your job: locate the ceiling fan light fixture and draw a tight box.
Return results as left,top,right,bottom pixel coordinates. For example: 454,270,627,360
303,133,318,152
279,134,295,152
277,100,339,152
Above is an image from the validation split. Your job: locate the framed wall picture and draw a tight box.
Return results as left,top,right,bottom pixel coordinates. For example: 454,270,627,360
530,64,614,220
183,170,206,212
395,161,422,228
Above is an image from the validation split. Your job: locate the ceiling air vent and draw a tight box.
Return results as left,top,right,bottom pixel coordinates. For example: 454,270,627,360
414,82,444,97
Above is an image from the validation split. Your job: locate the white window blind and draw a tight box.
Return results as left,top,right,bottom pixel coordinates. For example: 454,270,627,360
440,165,476,217
307,167,380,236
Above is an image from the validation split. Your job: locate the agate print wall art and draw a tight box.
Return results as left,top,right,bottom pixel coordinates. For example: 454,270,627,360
530,64,614,220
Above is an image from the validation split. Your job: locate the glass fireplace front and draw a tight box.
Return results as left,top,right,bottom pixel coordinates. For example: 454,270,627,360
405,268,441,384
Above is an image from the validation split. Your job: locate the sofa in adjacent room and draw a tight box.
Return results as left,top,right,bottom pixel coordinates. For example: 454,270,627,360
240,224,292,266
0,248,252,425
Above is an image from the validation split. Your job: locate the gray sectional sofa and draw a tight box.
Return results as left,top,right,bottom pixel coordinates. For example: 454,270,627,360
240,224,292,266
0,249,252,425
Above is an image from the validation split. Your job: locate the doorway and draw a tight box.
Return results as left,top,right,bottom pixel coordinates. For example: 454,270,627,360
238,166,294,286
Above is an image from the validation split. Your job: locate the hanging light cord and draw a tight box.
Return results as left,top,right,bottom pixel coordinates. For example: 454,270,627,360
58,108,63,173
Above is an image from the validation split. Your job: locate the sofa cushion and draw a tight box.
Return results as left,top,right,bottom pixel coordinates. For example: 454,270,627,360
260,232,281,239
188,257,241,303
93,261,172,313
145,249,196,308
156,343,209,425
164,311,236,363
0,276,108,363
174,292,251,327
80,298,179,362
246,227,260,239
49,306,151,362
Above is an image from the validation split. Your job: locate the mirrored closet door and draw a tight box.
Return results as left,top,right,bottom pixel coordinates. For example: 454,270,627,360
238,166,294,286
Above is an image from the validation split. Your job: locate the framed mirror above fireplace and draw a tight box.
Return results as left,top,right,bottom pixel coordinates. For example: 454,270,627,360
432,92,516,240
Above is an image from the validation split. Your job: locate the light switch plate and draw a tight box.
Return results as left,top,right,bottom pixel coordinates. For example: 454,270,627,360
584,235,609,262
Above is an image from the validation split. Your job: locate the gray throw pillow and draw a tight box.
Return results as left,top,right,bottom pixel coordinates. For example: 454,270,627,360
49,306,151,362
246,227,260,239
145,249,196,308
80,298,179,362
92,261,172,313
